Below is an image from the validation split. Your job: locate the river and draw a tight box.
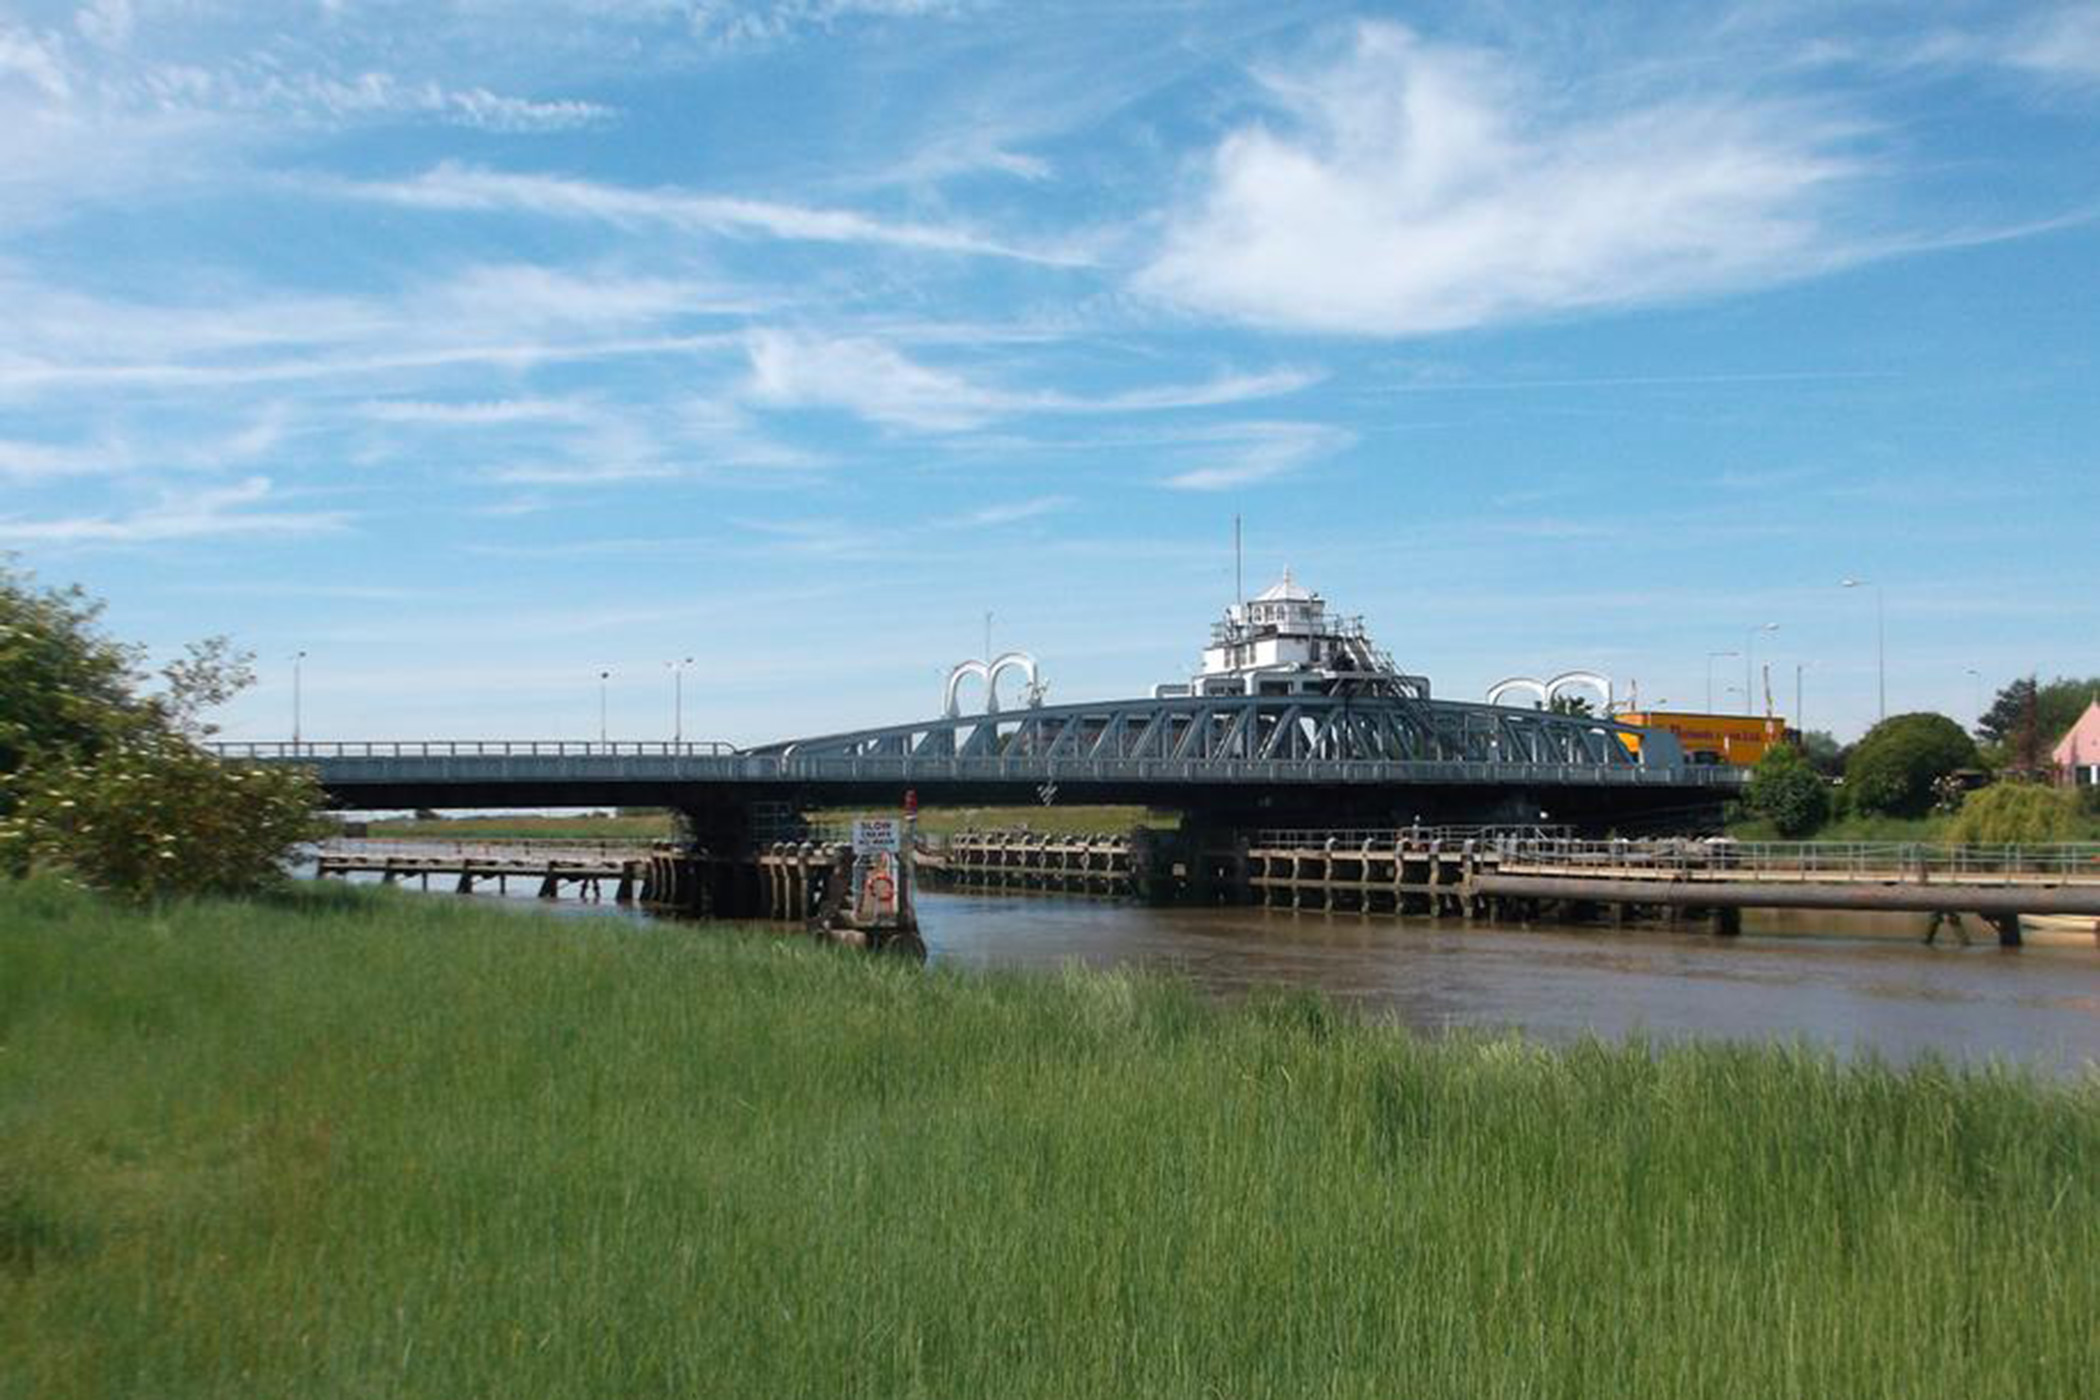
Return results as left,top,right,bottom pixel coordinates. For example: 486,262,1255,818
320,850,2100,1070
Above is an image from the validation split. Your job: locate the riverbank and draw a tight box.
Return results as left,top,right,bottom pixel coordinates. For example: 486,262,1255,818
3,880,2092,1398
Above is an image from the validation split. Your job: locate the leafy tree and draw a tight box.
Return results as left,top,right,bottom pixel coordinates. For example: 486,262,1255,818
1797,729,1846,778
0,564,322,899
1844,712,1978,818
1745,742,1830,838
1975,675,2100,760
1945,782,2079,845
1547,693,1596,717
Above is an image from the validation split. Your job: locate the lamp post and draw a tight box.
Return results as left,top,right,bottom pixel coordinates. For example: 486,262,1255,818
1794,661,1810,733
1840,578,1886,722
290,651,307,749
1706,651,1738,712
1965,667,1982,725
1744,623,1779,716
667,657,694,746
598,670,610,746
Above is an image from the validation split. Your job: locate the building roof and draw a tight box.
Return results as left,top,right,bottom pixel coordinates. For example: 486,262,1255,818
1252,568,1318,604
2052,698,2100,765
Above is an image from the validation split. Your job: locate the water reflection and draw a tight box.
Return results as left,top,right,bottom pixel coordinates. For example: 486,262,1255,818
317,860,2099,1070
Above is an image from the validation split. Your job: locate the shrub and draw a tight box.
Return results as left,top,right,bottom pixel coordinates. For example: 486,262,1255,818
1745,743,1830,838
1945,783,2079,845
0,564,323,899
1844,713,1978,817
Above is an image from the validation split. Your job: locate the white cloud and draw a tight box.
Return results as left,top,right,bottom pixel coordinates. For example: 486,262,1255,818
2006,4,2100,80
0,25,71,99
687,0,964,49
329,162,1087,265
741,330,1315,431
361,397,595,426
1161,421,1353,491
941,495,1071,527
0,476,348,544
1139,22,1860,336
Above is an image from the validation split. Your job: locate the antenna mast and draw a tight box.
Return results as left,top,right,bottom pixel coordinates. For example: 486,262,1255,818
1233,515,1244,616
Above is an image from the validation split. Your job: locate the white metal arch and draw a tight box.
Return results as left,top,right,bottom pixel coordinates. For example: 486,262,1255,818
942,651,1045,718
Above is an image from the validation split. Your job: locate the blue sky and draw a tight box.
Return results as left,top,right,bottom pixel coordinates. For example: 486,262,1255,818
3,0,2096,747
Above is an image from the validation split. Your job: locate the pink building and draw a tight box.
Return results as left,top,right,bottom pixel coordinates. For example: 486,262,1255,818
2054,699,2100,787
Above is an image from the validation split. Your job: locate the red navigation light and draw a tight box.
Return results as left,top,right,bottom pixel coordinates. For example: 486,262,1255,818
903,788,919,817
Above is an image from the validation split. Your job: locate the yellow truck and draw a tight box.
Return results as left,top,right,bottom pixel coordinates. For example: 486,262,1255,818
1618,711,1790,767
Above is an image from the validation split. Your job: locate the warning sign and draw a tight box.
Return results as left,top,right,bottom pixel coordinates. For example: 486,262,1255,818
852,818,902,853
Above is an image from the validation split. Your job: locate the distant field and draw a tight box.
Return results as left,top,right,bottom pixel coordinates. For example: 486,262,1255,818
364,812,677,840
364,806,1171,842
2,879,2091,1399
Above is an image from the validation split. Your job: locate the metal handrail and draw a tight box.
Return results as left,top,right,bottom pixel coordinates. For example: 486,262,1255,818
1489,838,2100,880
210,740,737,759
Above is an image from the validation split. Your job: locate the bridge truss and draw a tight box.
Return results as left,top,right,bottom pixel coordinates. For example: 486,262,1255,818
753,693,1674,773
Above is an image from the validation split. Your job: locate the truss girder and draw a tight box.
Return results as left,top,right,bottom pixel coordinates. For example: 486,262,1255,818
758,694,1647,777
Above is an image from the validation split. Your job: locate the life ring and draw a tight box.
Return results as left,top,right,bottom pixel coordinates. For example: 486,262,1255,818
866,873,896,905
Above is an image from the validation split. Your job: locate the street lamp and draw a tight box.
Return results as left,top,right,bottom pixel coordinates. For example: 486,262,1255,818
1794,661,1811,732
1745,623,1779,717
667,657,694,746
598,670,611,746
1965,667,1982,724
1840,578,1886,722
1705,651,1738,712
290,651,307,749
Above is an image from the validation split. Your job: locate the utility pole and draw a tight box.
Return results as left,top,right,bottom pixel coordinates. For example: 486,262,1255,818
1706,651,1738,713
1744,624,1778,717
290,651,307,748
1840,578,1886,722
598,670,610,745
667,657,694,745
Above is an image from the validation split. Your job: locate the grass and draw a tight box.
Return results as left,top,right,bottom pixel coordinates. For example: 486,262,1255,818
1729,810,2100,843
2,879,2093,1399
363,811,678,840
363,806,1172,842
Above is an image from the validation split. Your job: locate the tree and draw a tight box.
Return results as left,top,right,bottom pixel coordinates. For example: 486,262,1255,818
1945,783,2079,845
1547,693,1596,717
0,563,322,899
1745,742,1830,838
1797,729,1846,778
1976,675,2100,761
1844,712,1978,818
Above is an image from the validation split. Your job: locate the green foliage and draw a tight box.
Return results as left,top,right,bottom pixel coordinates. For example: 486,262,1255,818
1945,782,2080,845
0,564,322,898
1745,743,1830,837
1546,692,1595,716
1797,728,1845,777
1844,712,1979,817
1976,675,2100,757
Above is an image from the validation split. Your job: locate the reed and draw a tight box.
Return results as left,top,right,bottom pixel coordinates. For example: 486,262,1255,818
2,879,2091,1399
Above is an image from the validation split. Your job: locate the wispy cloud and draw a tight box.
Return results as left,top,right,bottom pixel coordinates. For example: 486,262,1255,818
1162,421,1354,491
327,162,1089,265
0,476,348,545
1140,22,1863,336
742,330,1315,431
939,495,1072,528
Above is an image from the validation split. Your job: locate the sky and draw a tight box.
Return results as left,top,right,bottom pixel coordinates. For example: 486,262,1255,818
2,0,2097,749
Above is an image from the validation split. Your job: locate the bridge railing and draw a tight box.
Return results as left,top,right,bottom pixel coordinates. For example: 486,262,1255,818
1494,839,2100,880
209,740,738,759
1249,825,1576,849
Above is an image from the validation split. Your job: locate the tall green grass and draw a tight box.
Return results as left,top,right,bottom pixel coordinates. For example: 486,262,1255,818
2,879,2092,1399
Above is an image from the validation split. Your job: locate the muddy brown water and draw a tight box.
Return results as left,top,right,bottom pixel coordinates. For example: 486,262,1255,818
316,857,2100,1071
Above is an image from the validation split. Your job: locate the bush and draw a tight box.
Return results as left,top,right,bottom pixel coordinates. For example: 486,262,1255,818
1844,713,1978,817
1946,783,2079,845
0,564,323,899
1745,743,1830,838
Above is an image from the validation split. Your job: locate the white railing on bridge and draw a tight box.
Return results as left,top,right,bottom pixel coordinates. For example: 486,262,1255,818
211,740,737,759
1493,839,2100,881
